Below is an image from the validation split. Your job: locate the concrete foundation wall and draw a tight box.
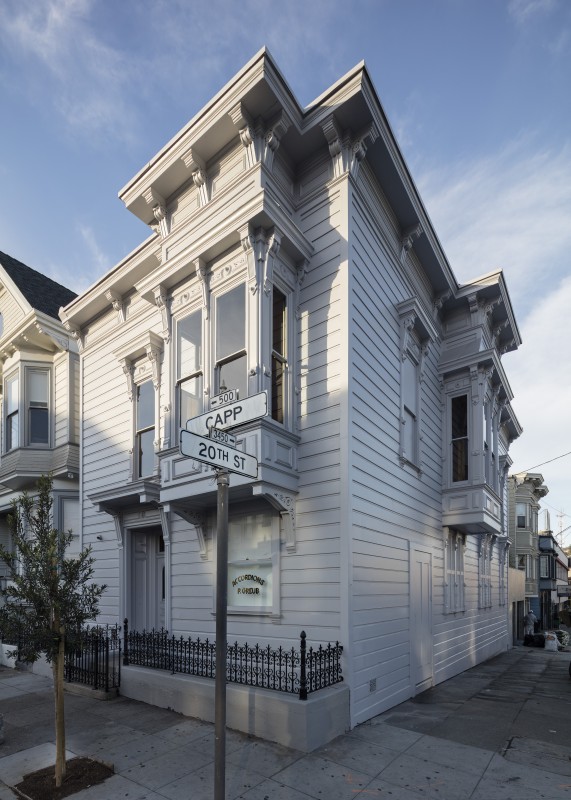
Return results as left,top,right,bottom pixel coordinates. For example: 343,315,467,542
120,666,350,752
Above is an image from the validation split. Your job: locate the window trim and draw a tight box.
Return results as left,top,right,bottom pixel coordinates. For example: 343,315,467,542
25,366,50,447
396,299,436,474
450,392,469,484
444,530,466,614
175,307,204,428
3,364,53,452
217,506,281,618
4,372,19,452
135,380,156,479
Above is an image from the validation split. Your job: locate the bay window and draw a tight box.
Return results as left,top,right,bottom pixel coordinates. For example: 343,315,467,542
177,309,203,426
215,283,247,398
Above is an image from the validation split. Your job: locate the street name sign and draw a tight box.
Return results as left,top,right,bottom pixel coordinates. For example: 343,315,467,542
180,430,258,479
557,585,571,596
186,390,268,436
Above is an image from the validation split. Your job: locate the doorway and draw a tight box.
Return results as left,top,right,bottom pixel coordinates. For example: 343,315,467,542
410,548,433,693
129,527,165,632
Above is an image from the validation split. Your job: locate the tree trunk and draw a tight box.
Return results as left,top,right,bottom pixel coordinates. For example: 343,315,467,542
53,627,66,788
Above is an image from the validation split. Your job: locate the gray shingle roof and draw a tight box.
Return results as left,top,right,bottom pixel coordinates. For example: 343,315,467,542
0,251,77,319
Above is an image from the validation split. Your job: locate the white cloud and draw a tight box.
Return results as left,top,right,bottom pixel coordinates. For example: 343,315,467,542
0,0,138,145
508,0,557,26
77,223,109,289
417,138,571,316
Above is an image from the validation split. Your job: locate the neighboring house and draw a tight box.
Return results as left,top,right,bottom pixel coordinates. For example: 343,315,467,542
0,251,80,587
538,514,570,629
59,50,522,748
508,472,548,620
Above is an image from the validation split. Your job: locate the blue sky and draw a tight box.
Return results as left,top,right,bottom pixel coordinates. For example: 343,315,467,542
1,0,570,539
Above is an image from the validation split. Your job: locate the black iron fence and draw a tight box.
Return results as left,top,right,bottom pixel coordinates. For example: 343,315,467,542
0,623,121,693
2,620,343,700
123,620,343,700
64,625,121,692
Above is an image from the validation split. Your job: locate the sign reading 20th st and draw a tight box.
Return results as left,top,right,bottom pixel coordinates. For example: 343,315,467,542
179,430,258,479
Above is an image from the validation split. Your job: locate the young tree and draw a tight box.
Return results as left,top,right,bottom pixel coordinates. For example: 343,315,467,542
0,475,105,788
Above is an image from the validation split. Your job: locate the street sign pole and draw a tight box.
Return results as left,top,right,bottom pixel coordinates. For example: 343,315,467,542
214,468,229,800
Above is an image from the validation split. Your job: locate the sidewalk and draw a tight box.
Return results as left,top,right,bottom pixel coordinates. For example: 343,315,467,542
1,645,570,799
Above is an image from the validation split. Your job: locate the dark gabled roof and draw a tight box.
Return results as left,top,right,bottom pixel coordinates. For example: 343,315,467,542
0,251,77,320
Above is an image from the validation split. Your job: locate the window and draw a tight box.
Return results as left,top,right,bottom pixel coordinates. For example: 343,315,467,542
227,510,279,615
215,284,247,399
516,503,527,528
271,287,286,423
401,356,419,466
445,530,465,613
478,536,492,608
451,394,469,482
136,381,155,478
177,310,202,426
27,370,49,445
539,554,549,579
5,374,19,451
499,545,507,606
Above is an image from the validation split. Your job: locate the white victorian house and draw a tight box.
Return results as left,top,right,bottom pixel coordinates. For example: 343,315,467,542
59,49,523,749
0,251,80,582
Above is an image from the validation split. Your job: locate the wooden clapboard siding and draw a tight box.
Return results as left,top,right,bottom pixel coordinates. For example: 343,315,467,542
0,289,26,332
277,183,345,641
348,172,444,722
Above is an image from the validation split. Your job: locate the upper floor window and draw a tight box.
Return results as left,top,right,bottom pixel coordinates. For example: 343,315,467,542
516,503,527,528
401,355,419,467
136,381,155,478
451,394,469,482
177,310,202,426
215,284,246,398
271,287,286,423
5,374,19,451
28,370,49,445
4,367,51,451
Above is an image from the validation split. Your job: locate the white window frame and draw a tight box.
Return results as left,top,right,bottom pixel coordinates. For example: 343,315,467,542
3,364,52,452
450,392,470,484
175,306,204,429
396,299,436,474
135,379,156,479
4,371,19,452
499,543,507,606
216,506,281,618
25,366,50,447
478,535,493,609
444,529,465,613
114,331,163,484
213,281,248,400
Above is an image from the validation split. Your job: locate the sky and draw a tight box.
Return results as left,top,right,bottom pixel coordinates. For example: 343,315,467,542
0,0,569,540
